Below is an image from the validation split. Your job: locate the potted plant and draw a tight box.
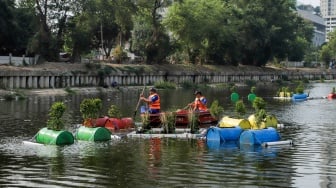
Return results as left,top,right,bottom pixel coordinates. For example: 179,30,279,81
47,101,66,131
80,98,102,127
35,101,74,145
209,100,224,120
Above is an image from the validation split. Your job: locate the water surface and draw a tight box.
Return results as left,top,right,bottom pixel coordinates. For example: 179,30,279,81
1,83,336,187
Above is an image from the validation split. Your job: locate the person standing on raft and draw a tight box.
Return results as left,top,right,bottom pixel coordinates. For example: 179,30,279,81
188,91,208,112
140,88,161,114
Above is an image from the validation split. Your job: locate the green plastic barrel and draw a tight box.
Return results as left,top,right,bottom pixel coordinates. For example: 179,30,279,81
36,127,74,145
76,126,111,141
248,93,256,102
230,92,239,103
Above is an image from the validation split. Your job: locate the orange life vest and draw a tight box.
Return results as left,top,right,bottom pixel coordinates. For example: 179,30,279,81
149,94,160,110
194,96,207,111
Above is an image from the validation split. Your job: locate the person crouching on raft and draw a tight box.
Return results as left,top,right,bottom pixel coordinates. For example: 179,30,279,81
188,91,208,112
140,88,161,114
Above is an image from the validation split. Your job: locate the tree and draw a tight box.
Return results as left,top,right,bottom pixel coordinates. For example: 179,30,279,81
235,0,310,66
132,0,172,64
163,0,238,64
0,0,18,55
320,30,336,67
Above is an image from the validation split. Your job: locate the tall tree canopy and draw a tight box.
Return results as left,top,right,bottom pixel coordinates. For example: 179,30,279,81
0,0,314,66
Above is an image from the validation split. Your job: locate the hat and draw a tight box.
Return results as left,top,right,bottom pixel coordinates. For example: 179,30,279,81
194,91,201,95
150,88,156,92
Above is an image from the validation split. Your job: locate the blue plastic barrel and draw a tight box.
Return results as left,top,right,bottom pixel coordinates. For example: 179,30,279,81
207,141,239,150
292,93,308,101
239,127,280,145
206,126,243,143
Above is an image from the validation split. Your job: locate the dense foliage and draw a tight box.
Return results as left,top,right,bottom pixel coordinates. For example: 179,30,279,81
0,0,315,66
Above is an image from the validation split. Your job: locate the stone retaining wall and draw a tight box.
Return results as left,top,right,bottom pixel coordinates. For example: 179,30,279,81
0,70,335,89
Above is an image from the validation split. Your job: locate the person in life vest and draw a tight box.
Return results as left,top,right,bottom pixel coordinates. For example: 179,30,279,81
140,87,161,114
188,91,208,112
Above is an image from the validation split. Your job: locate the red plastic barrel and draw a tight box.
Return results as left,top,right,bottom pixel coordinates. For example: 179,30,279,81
107,118,125,130
121,117,134,129
94,117,109,127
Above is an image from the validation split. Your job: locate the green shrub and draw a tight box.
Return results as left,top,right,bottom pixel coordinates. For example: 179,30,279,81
235,100,246,118
80,98,102,120
46,102,66,130
108,104,122,118
154,80,177,89
209,100,224,119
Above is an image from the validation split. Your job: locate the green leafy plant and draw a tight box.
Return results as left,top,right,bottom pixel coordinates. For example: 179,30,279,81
295,82,304,94
188,110,199,134
235,100,246,118
230,85,237,93
46,102,66,131
332,87,336,94
108,104,122,118
252,97,266,111
252,97,267,129
250,86,256,94
255,109,267,127
160,112,176,133
209,100,224,119
80,98,102,126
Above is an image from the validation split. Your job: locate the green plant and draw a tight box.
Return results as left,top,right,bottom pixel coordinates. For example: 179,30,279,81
252,97,268,129
108,104,122,118
332,87,336,94
188,110,199,133
235,100,246,118
250,86,256,94
252,97,266,111
65,87,76,95
160,112,176,133
295,82,304,94
154,80,177,89
46,102,66,130
112,45,127,64
230,85,237,93
141,112,150,130
80,98,102,120
255,109,267,127
209,100,224,119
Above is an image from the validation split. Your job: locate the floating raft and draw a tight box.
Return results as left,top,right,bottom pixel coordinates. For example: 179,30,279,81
126,128,207,139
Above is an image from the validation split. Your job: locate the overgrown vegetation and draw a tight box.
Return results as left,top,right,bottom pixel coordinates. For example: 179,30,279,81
154,80,177,89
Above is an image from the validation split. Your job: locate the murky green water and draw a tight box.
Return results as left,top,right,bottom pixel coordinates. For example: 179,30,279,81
0,82,336,188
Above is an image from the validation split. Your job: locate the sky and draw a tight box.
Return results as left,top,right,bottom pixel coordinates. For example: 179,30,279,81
298,0,320,7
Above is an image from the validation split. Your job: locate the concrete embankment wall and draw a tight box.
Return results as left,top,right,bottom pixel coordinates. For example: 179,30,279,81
0,69,335,89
